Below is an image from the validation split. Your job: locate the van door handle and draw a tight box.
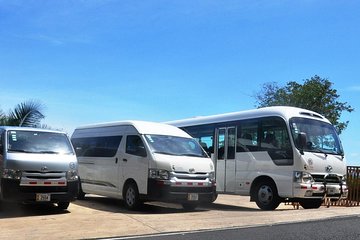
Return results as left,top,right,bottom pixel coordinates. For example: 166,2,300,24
123,158,127,162
115,158,118,164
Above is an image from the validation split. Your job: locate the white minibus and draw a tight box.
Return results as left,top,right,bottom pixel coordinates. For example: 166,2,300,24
71,121,216,210
0,127,79,210
167,106,348,210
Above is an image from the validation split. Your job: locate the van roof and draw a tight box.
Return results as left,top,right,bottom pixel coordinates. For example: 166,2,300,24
74,120,191,138
0,126,66,134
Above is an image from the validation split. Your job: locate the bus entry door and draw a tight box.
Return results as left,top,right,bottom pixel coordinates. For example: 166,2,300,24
215,127,236,193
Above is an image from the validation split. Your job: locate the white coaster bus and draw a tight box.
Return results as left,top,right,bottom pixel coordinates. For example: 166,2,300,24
167,106,348,210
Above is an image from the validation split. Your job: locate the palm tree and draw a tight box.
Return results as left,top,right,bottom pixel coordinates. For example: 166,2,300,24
1,100,45,127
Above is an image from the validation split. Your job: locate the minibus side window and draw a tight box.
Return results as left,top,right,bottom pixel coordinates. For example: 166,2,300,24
0,131,3,155
126,135,147,157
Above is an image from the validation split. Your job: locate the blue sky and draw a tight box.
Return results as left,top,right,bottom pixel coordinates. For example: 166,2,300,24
1,0,359,165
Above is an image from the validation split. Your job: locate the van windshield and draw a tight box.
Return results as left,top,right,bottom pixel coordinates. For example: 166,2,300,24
145,135,208,158
7,130,74,155
290,117,344,155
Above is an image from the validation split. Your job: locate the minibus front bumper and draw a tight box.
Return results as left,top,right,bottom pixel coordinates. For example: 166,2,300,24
1,178,79,203
293,182,348,199
147,179,216,203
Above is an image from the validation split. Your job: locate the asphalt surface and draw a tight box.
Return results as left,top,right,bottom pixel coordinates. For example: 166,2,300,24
1,194,360,240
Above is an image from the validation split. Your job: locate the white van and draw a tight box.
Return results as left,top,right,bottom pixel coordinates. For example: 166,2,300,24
71,121,216,210
0,127,79,210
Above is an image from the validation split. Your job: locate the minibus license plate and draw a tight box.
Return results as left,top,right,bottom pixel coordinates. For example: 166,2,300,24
188,193,198,201
36,193,51,202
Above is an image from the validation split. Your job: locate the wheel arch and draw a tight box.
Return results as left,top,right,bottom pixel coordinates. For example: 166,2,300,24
250,175,278,201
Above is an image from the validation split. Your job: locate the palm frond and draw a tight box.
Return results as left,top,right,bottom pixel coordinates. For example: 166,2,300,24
7,100,45,127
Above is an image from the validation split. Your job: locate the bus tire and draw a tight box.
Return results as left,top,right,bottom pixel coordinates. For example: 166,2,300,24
253,180,280,210
123,182,141,210
299,199,323,209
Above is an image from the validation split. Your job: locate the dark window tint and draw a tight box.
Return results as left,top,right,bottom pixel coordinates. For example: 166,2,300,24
126,135,147,157
72,136,122,157
182,124,215,155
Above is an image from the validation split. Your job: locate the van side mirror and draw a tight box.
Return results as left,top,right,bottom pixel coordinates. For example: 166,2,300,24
136,146,147,157
297,132,307,155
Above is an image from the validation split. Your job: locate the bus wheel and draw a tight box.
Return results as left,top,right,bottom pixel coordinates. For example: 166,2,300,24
57,202,70,210
123,182,141,210
254,181,280,210
182,203,198,211
299,199,323,209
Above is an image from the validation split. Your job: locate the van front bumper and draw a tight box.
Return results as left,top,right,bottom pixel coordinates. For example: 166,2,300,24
0,178,79,203
146,179,216,204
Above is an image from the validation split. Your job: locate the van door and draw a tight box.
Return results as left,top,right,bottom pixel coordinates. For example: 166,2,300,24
215,127,236,193
120,135,149,195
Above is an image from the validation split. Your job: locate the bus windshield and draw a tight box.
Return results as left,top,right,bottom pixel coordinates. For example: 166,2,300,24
145,135,208,158
290,117,343,155
7,130,74,155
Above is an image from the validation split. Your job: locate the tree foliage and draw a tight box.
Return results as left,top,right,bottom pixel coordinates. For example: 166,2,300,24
0,100,45,127
254,75,354,134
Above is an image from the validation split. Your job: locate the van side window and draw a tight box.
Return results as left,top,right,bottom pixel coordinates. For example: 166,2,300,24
0,130,3,155
126,135,147,157
72,136,122,157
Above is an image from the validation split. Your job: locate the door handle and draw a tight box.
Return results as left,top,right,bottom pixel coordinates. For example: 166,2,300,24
123,158,127,162
115,158,118,164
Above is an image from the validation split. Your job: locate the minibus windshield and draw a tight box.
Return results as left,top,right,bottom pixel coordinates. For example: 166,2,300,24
145,135,208,158
7,130,74,155
290,117,344,155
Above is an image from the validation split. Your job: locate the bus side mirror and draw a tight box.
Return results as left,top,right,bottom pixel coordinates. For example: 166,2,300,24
298,132,307,155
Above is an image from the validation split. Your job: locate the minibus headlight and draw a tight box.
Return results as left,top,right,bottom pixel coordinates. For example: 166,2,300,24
149,169,170,180
293,171,314,184
2,169,22,180
67,170,78,181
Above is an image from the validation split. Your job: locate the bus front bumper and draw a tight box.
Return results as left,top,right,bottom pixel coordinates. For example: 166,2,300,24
293,182,348,199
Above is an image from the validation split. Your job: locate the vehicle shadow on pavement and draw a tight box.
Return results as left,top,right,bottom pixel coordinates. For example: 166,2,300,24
73,195,262,214
0,202,69,219
73,195,211,214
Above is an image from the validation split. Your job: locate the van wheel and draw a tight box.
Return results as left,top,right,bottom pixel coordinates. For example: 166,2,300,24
182,203,198,211
57,202,70,210
78,180,86,200
299,199,323,209
123,182,141,210
253,181,280,210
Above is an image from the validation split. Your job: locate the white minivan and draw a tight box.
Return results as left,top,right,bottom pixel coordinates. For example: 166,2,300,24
71,120,216,210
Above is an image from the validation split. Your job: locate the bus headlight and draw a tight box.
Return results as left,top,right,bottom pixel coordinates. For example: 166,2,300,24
293,171,314,184
2,169,22,180
149,169,170,180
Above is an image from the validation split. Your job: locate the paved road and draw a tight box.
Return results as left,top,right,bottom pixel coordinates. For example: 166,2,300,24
1,194,360,240
119,215,360,240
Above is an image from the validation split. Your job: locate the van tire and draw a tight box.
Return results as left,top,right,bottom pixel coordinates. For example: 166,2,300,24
123,182,141,210
78,180,86,200
57,202,70,210
253,180,280,210
299,199,323,209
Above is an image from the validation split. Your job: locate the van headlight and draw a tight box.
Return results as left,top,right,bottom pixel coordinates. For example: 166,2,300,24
149,169,170,180
293,171,314,184
2,169,22,180
67,170,78,181
209,171,215,181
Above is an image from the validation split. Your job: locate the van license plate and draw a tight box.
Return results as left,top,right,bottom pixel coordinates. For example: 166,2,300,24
188,193,198,201
36,193,51,202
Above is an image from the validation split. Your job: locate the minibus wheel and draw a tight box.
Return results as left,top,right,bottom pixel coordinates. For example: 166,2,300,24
123,182,141,210
57,202,70,210
253,180,280,210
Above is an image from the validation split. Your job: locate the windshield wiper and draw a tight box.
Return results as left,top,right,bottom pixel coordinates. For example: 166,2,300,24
153,151,177,156
39,150,60,154
8,149,36,153
180,153,204,158
311,148,328,157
